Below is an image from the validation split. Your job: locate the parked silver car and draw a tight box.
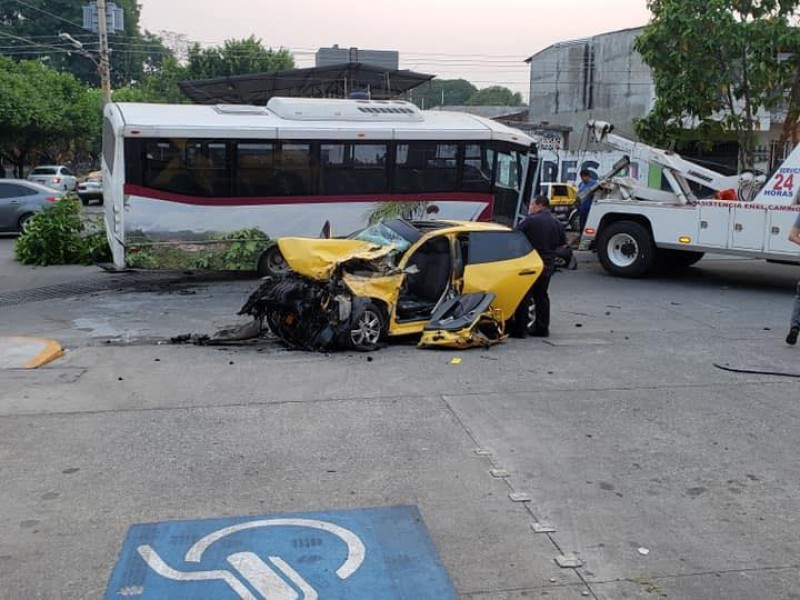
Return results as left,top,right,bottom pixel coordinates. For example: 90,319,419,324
0,180,63,233
27,165,78,192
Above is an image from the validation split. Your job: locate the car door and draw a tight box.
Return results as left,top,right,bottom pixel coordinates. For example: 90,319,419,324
0,182,32,230
0,182,16,229
459,229,542,319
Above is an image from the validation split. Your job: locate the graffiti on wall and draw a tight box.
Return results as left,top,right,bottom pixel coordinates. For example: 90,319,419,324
539,151,647,185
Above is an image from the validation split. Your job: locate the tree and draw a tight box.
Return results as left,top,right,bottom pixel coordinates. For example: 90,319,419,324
466,86,524,106
184,36,294,80
408,79,477,109
113,56,187,103
0,57,97,175
0,0,171,87
635,0,800,170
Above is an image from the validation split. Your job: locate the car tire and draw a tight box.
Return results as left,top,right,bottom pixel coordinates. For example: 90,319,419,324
597,220,655,278
17,213,34,234
80,197,90,206
508,291,537,337
348,302,384,352
257,245,289,277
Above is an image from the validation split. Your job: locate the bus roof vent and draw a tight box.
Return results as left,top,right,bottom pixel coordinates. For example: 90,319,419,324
213,104,269,115
266,97,424,122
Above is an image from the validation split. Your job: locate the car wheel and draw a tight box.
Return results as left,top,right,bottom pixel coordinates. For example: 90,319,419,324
257,245,289,277
349,303,384,351
80,197,89,206
18,213,34,234
597,220,655,278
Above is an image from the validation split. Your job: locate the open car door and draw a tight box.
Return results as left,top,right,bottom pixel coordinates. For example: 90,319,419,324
418,292,506,349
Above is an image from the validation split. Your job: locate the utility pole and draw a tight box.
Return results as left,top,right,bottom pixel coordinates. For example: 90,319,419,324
97,0,111,104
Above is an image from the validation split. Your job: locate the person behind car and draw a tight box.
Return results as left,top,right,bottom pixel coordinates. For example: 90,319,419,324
514,194,565,338
577,169,598,239
786,212,800,345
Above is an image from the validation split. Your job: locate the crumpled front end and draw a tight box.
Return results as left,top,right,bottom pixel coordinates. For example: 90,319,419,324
418,293,507,349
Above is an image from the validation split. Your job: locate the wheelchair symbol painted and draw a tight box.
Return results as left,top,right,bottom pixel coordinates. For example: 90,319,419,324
137,518,366,600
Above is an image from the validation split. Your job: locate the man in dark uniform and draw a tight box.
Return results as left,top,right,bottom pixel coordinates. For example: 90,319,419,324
514,194,565,337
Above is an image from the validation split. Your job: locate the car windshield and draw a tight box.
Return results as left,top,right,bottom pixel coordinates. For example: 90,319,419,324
31,168,57,175
349,220,420,253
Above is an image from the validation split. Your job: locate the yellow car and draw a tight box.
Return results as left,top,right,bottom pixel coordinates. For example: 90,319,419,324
540,182,579,230
240,219,544,351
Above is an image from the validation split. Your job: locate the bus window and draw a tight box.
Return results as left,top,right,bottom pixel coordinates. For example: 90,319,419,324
462,143,492,192
496,150,522,192
394,142,458,193
237,142,279,196
321,143,388,195
493,148,524,226
143,139,229,197
278,143,316,195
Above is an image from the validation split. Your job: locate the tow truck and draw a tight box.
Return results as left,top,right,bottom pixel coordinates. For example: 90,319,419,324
579,121,800,277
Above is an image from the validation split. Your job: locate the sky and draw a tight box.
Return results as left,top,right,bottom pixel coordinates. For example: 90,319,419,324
138,0,651,100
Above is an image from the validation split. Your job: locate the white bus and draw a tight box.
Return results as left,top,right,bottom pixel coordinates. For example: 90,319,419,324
102,97,536,273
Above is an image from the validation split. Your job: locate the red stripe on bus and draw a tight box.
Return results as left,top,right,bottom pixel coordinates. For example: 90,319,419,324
123,184,493,208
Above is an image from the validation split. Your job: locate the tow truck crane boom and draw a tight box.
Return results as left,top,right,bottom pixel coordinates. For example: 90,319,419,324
585,120,765,204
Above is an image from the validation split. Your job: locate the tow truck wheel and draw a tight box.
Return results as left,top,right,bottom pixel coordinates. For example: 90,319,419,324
349,303,384,352
597,220,655,278
258,246,289,277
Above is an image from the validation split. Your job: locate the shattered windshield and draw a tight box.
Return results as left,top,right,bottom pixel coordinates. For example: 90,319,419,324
349,220,419,253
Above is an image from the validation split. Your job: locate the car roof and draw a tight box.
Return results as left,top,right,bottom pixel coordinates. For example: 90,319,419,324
411,219,514,236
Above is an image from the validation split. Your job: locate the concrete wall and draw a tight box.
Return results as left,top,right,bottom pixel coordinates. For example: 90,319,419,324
528,28,654,150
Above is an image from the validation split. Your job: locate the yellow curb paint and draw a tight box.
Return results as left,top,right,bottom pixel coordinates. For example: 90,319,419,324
23,338,64,369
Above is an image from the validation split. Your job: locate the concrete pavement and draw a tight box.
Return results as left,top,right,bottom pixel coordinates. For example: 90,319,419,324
0,253,799,598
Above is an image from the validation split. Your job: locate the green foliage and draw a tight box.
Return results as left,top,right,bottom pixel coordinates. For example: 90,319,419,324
112,57,187,104
125,248,160,269
14,197,108,266
466,86,524,106
0,0,170,88
635,0,800,169
409,79,524,109
409,79,478,109
367,201,431,224
0,57,99,174
125,229,271,271
185,36,294,80
214,228,271,271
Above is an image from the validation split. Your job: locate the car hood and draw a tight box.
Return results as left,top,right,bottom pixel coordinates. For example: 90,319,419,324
277,238,396,281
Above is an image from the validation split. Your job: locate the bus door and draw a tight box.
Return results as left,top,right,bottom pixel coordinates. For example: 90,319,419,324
492,144,525,227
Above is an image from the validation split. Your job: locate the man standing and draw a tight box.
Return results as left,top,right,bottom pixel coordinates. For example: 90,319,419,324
577,169,598,237
786,213,800,345
514,195,565,338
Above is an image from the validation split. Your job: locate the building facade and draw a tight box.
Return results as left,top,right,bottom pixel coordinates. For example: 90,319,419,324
527,27,652,151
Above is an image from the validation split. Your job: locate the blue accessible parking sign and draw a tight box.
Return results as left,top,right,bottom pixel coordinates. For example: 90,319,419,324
106,505,458,599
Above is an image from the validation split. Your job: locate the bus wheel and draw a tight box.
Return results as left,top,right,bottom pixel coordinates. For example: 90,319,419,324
597,220,655,278
258,246,289,277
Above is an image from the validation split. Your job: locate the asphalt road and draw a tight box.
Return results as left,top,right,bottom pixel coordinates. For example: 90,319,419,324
1,253,799,599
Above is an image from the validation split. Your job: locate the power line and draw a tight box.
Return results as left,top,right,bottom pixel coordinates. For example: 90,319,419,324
11,0,85,30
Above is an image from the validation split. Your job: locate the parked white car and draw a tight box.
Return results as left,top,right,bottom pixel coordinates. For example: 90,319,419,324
77,170,103,205
27,165,78,192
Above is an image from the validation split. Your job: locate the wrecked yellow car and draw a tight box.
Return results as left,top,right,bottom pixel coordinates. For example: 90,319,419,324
239,219,543,351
